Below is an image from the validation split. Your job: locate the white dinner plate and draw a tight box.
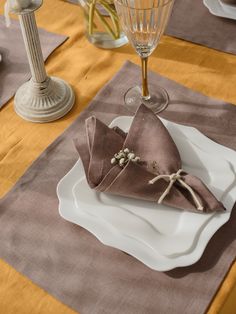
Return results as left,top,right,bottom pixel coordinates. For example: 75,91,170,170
204,0,236,20
57,116,236,271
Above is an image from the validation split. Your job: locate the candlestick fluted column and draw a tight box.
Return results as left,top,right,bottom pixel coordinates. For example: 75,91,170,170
11,0,75,123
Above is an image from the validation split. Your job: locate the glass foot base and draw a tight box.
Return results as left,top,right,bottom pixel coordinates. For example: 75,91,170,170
124,84,169,114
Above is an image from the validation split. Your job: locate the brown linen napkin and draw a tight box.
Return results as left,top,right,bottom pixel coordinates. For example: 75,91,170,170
165,0,236,55
75,104,225,213
0,16,67,108
0,61,236,314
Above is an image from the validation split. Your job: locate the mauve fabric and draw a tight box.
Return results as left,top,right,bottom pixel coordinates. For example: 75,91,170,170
0,16,67,108
166,0,236,55
74,104,224,213
0,61,236,314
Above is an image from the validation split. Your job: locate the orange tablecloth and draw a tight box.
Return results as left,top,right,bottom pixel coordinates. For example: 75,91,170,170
0,0,236,313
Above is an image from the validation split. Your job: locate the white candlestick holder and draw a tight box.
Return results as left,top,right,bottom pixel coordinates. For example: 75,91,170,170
10,0,75,123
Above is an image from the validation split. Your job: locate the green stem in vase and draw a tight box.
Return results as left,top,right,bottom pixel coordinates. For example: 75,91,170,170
94,7,117,39
87,0,120,40
88,0,96,35
78,0,97,28
99,0,119,21
99,0,120,38
110,12,120,38
85,10,97,28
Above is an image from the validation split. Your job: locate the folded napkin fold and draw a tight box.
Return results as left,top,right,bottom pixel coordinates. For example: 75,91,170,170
74,104,225,213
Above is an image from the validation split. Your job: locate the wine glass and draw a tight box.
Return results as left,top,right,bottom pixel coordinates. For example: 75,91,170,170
114,0,174,113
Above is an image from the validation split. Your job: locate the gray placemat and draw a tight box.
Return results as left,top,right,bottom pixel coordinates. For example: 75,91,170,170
0,61,236,314
166,0,236,54
0,16,67,108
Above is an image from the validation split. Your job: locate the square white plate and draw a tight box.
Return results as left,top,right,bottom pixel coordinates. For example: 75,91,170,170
204,0,236,20
57,116,236,271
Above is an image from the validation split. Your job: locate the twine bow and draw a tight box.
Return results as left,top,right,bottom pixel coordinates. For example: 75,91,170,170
149,169,204,211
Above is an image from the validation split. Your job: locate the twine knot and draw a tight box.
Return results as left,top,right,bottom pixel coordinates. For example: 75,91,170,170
169,172,181,181
149,169,204,211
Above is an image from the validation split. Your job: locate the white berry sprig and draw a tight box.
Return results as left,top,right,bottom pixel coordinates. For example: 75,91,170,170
111,148,140,167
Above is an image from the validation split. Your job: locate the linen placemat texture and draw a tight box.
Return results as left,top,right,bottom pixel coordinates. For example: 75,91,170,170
166,0,236,55
0,16,67,108
0,61,236,314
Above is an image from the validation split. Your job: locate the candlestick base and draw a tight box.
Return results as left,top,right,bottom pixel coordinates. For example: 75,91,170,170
14,76,75,123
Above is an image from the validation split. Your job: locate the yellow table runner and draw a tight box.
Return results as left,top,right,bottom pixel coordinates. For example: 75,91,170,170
0,0,236,313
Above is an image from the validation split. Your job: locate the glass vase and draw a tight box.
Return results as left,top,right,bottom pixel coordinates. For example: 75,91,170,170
78,0,128,49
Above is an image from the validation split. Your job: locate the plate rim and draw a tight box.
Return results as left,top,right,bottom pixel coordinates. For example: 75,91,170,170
203,0,236,20
57,115,236,271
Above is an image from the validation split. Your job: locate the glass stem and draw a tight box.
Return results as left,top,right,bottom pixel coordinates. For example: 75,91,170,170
141,57,150,100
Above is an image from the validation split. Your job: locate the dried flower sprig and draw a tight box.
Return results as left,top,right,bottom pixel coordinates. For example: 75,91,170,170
111,148,141,167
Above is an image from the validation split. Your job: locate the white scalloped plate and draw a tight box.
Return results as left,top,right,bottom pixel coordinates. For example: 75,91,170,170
204,0,236,20
57,116,236,271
